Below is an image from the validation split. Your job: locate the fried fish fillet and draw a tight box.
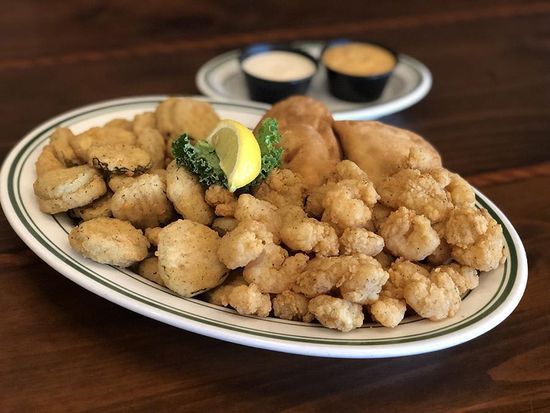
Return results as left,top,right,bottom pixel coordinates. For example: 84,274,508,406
255,96,342,188
334,121,442,185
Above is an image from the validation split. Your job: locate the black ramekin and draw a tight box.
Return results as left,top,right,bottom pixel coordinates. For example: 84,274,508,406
239,43,318,104
322,39,398,102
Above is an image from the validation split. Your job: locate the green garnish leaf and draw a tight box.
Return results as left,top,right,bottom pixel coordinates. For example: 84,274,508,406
248,117,283,187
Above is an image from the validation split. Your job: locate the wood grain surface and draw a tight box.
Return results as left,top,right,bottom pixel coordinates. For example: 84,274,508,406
1,1,549,412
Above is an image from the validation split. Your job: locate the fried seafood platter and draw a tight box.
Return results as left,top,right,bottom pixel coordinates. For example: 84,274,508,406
31,96,507,333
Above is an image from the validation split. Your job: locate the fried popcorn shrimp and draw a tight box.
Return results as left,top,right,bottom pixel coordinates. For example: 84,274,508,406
386,259,431,299
111,174,173,228
254,168,307,208
339,255,389,305
272,291,314,322
205,185,237,217
378,168,453,223
69,217,149,267
166,160,214,225
157,219,227,297
427,221,452,265
322,178,379,232
203,272,247,307
278,205,338,256
339,227,384,256
292,256,344,298
35,144,65,176
446,172,476,208
144,227,162,247
89,144,151,176
403,271,461,321
243,244,309,294
137,257,164,286
132,111,156,135
308,295,364,332
136,128,165,170
379,207,440,261
234,194,281,242
155,97,220,140
212,217,238,236
71,193,112,221
371,203,392,231
33,165,107,214
370,296,407,328
217,220,273,269
227,283,272,317
70,127,136,162
49,127,80,166
433,263,479,295
445,207,490,248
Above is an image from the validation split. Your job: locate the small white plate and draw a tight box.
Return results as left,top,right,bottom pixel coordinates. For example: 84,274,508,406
0,96,527,358
196,41,432,120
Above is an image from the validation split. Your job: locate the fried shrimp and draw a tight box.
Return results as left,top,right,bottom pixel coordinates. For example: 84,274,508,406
339,255,389,305
379,207,440,261
111,174,174,228
69,217,149,267
234,194,281,242
227,284,272,317
339,227,384,256
278,205,339,256
217,220,273,269
308,295,364,332
272,291,313,322
89,144,152,176
166,160,214,225
369,296,407,328
254,168,307,208
34,165,107,214
205,185,237,217
157,219,227,297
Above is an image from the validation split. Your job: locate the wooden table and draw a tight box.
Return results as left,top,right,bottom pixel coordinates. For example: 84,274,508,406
1,1,549,411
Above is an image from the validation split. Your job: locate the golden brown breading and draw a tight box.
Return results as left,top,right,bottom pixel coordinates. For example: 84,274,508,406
132,111,157,135
69,217,149,267
217,220,273,269
137,257,165,286
35,144,65,176
205,185,237,217
70,127,136,162
136,128,165,170
144,227,162,247
105,118,133,131
71,193,112,221
211,217,238,236
49,127,80,166
89,144,152,176
369,296,407,328
272,291,313,322
226,283,272,317
234,194,281,242
339,227,384,256
308,295,364,332
254,168,307,208
157,219,227,297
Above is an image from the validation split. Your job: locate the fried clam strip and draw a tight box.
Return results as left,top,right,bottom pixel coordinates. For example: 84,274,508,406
308,295,364,332
166,160,214,225
69,217,149,267
243,243,309,294
445,207,505,271
33,165,107,214
110,174,174,229
254,168,307,208
278,205,338,256
157,219,227,297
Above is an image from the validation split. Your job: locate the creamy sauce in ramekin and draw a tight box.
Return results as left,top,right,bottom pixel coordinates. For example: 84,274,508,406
322,42,396,76
242,51,316,82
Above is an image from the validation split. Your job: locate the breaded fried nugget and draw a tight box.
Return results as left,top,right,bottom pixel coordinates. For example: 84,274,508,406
339,227,384,256
243,244,309,294
386,259,430,299
108,175,136,192
378,168,453,223
69,217,149,267
433,263,478,295
308,295,364,332
144,227,162,247
212,217,238,236
272,291,313,322
369,296,407,328
217,220,273,269
35,144,65,176
446,207,505,271
137,257,164,286
166,160,214,225
403,270,461,321
203,272,247,307
34,165,107,214
89,144,151,176
155,97,220,140
379,207,440,261
157,219,227,296
105,118,133,131
254,168,307,208
132,111,156,135
70,127,136,162
338,255,389,305
49,127,80,166
292,256,346,298
71,193,112,221
205,185,237,217
234,194,280,242
227,283,272,317
279,205,339,256
136,128,165,170
111,174,174,228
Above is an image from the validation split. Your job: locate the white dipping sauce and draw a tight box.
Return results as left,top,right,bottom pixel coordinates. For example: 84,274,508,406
242,51,316,82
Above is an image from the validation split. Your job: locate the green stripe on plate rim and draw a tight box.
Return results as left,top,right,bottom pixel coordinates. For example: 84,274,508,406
6,97,517,346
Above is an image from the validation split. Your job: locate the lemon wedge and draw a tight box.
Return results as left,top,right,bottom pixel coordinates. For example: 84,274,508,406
206,119,262,192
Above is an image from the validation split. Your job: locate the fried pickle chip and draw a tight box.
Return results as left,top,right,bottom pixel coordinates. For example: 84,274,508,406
69,217,149,267
71,193,112,221
157,219,227,297
35,144,65,176
155,97,220,140
70,127,136,162
89,144,151,176
49,127,80,166
132,111,157,134
136,128,165,170
105,118,133,131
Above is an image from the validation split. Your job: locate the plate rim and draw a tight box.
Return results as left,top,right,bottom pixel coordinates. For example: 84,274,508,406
0,95,528,358
195,42,433,120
